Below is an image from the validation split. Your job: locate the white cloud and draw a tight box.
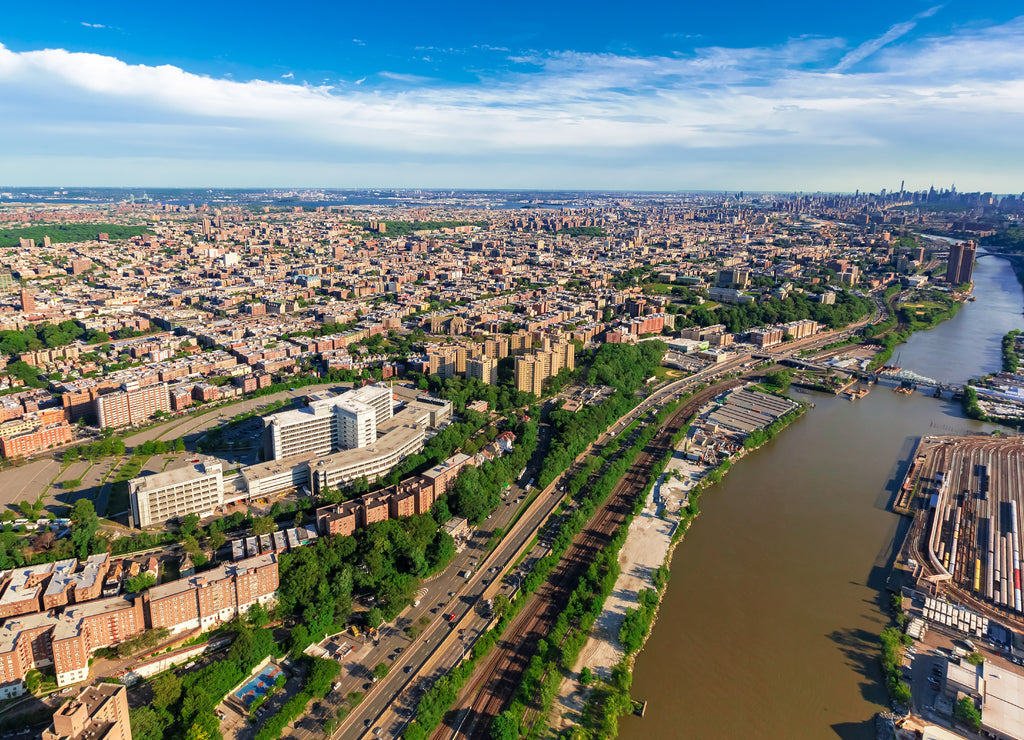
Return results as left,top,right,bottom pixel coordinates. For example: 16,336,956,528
0,16,1021,190
833,6,944,72
281,72,293,79
80,22,106,29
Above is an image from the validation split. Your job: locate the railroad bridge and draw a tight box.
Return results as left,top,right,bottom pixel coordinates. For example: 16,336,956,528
878,368,963,393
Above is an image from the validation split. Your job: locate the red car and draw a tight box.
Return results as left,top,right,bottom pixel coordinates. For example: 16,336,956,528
446,613,457,623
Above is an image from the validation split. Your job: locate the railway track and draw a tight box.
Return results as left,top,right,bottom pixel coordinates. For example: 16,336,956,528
432,380,739,740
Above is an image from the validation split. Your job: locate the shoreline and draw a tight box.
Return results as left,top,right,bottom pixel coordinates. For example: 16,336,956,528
557,392,808,737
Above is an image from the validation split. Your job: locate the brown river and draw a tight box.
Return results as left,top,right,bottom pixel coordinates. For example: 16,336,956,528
620,250,1023,740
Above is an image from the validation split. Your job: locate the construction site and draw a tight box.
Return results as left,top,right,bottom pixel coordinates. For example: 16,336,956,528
896,435,1024,632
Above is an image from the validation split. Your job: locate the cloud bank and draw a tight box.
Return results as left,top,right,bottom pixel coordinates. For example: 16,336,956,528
0,14,1022,190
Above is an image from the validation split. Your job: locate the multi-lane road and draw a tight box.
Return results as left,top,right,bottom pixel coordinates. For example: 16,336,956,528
328,356,773,740
278,300,888,739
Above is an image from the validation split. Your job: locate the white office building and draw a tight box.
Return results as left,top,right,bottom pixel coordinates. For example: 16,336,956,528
265,384,394,460
335,399,377,450
130,458,224,528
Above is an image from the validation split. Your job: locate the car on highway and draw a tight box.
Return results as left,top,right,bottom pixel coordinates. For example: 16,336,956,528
446,613,457,622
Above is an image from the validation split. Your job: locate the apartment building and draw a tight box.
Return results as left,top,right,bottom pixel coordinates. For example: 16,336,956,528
317,475,438,536
95,383,171,428
514,341,574,395
0,422,72,458
41,555,109,610
129,457,224,528
781,319,818,340
514,355,545,396
0,562,57,619
466,356,498,385
143,553,278,635
42,684,132,740
0,595,143,696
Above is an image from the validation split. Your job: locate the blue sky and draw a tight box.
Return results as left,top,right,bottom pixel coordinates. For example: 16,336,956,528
1,1,1022,191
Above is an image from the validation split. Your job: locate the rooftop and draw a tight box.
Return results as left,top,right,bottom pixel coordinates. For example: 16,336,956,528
146,553,276,602
130,457,222,493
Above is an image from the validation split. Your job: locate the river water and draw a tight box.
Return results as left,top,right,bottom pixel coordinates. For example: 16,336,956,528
620,251,1023,740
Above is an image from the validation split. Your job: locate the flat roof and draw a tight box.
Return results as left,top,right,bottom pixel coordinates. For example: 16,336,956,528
312,424,424,471
243,453,316,483
921,726,967,740
147,553,276,601
42,559,79,599
266,403,334,427
982,661,1024,739
0,562,55,606
423,453,472,478
54,596,138,640
131,457,221,492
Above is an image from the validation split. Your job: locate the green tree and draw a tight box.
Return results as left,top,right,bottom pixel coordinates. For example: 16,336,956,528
25,668,42,694
179,513,201,539
70,498,99,559
129,707,166,740
174,437,186,452
209,529,227,551
151,671,183,711
246,602,271,628
492,594,510,622
764,369,791,390
954,697,982,732
367,607,384,629
372,662,390,680
184,721,213,740
125,572,157,593
490,711,519,740
251,516,275,536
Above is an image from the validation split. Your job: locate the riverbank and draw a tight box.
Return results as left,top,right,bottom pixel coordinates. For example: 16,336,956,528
867,289,965,371
553,392,807,738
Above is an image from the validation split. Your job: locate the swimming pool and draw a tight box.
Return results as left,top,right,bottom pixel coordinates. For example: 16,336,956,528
234,665,283,707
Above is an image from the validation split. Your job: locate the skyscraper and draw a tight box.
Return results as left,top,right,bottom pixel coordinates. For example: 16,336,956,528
946,241,977,285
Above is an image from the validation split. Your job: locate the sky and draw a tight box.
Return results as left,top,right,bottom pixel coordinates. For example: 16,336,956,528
1,1,1022,192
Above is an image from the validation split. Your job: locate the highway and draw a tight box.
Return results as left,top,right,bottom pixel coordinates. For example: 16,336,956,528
329,354,764,740
277,297,888,739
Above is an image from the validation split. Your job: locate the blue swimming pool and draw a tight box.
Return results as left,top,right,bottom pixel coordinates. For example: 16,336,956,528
234,665,283,707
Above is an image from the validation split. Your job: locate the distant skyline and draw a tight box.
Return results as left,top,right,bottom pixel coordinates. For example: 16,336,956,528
1,1,1022,191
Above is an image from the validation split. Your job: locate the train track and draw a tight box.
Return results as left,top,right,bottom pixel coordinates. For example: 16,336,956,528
432,380,740,740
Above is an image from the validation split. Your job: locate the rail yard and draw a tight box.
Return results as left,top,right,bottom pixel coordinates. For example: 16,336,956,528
902,435,1024,628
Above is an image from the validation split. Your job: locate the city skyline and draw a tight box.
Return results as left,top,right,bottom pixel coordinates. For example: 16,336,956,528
1,2,1023,190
